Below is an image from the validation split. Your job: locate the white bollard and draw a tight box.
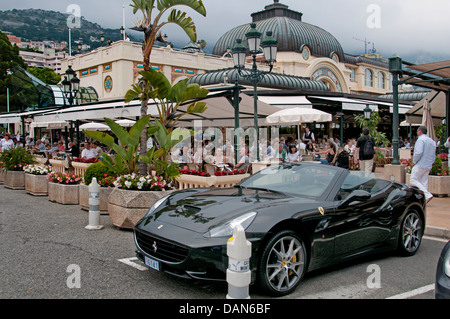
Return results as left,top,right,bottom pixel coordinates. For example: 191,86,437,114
85,177,103,230
226,224,252,299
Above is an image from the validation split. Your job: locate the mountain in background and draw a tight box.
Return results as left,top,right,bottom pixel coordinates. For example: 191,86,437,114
0,8,139,48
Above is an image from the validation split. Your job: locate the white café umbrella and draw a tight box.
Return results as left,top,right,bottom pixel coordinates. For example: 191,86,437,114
79,122,109,131
265,107,333,139
421,99,437,142
115,119,136,127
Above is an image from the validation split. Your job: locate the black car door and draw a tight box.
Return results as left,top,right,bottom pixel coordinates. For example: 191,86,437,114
332,174,393,257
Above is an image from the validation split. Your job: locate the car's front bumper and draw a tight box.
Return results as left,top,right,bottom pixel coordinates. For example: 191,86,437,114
134,221,262,282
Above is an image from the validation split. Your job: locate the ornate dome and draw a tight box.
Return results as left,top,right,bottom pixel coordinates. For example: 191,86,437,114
212,1,344,61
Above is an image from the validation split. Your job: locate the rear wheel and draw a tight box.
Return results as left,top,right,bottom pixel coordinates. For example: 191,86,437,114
398,210,423,256
257,230,308,296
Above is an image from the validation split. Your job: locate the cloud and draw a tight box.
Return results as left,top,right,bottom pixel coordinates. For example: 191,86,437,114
1,0,449,62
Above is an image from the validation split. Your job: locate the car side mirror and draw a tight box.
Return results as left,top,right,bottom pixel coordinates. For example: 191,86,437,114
340,190,371,207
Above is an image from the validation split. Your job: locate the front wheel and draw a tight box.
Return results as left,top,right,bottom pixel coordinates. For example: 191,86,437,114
257,230,308,296
398,210,423,256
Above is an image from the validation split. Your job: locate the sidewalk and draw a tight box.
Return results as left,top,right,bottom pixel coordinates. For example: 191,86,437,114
374,166,450,240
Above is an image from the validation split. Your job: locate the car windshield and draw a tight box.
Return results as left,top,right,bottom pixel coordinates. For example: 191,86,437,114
239,163,338,198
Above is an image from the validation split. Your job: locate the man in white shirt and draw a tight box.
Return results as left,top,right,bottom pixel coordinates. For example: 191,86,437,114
410,126,436,203
81,142,97,159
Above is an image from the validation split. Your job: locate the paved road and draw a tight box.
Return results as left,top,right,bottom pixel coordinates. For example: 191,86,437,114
0,186,446,300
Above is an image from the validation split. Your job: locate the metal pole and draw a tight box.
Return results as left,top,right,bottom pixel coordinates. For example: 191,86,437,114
392,71,400,165
6,87,10,133
122,5,126,41
446,90,450,139
234,82,240,164
252,55,260,162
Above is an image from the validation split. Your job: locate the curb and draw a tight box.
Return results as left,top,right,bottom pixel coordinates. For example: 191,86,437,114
425,226,450,241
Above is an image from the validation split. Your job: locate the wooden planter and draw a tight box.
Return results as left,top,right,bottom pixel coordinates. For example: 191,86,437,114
25,174,48,196
406,173,450,197
4,170,25,190
48,182,80,205
79,183,113,213
108,188,174,230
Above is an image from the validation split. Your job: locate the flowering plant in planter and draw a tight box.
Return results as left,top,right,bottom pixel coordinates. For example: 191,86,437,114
23,164,52,175
47,172,83,185
113,173,167,191
401,159,413,174
215,169,246,176
99,174,117,188
437,153,448,161
74,158,100,163
180,169,210,177
0,147,35,171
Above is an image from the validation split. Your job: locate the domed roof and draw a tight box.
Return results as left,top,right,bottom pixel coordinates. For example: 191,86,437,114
212,1,344,61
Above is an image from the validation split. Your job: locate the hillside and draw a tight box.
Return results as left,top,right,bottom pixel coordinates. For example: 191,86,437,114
0,8,138,48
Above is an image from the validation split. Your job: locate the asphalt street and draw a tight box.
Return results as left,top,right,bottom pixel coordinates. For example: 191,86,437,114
0,185,447,300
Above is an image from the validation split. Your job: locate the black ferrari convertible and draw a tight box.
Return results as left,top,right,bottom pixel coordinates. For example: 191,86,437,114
134,163,426,296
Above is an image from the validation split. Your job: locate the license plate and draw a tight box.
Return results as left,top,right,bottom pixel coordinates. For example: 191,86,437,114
144,256,160,271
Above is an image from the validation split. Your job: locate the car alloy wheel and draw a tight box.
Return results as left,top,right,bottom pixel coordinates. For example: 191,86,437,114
399,210,423,256
258,230,307,296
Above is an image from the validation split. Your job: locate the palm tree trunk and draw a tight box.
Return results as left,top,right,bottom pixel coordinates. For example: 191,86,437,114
138,98,149,175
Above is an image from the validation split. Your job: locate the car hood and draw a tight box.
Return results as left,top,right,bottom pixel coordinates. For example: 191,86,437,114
138,187,309,233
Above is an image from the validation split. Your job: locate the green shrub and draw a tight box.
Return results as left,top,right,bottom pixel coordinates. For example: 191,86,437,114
430,156,443,176
0,147,35,171
83,161,115,185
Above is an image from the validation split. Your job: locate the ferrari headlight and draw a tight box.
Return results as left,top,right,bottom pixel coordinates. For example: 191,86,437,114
145,194,171,217
204,212,257,238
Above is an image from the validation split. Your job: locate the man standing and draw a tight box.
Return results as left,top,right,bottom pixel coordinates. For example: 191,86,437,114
355,128,376,176
302,127,315,145
410,126,436,203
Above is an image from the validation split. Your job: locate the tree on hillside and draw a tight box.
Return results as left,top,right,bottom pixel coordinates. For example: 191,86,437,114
27,66,61,85
0,31,27,113
129,0,207,175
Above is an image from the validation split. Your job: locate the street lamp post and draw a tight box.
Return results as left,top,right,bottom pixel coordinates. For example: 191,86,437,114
232,23,278,161
389,54,403,165
62,66,81,145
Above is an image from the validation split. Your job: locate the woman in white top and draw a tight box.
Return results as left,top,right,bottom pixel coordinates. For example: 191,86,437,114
0,133,15,152
286,145,300,162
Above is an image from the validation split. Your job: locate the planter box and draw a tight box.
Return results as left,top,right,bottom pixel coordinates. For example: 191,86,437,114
406,173,450,197
4,170,25,190
49,159,68,174
108,188,174,229
48,182,79,205
79,183,113,213
176,174,215,189
72,162,93,179
0,169,5,184
213,174,250,188
176,174,250,190
25,174,48,196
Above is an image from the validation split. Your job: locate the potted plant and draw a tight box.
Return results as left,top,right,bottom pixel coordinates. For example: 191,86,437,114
46,172,83,205
0,147,35,190
84,116,182,229
24,164,52,196
79,162,116,213
405,156,450,197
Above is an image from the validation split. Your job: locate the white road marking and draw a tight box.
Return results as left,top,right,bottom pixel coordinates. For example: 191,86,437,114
118,257,148,271
386,284,435,299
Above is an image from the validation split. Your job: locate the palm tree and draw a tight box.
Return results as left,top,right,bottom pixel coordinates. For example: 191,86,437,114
129,0,207,174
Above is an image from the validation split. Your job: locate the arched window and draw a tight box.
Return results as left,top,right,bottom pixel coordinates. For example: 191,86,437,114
378,72,385,89
365,69,373,87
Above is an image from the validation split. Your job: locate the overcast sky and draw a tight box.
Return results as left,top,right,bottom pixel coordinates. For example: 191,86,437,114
2,0,449,63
